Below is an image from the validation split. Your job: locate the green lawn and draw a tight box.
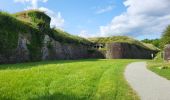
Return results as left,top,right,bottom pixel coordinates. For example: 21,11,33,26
0,59,139,100
148,60,170,80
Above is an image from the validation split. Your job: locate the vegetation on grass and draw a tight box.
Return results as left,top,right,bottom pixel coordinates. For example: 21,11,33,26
0,10,92,60
13,10,91,45
148,61,170,80
13,10,51,28
0,59,139,100
89,36,159,51
48,28,91,45
148,52,170,80
0,11,42,59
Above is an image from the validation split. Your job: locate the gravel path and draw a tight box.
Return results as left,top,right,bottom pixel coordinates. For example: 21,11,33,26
125,62,170,100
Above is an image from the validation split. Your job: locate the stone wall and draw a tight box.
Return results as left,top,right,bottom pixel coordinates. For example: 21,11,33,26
0,34,100,64
0,34,160,64
164,44,170,61
41,35,89,60
40,35,105,60
0,10,104,64
0,34,30,64
106,43,158,59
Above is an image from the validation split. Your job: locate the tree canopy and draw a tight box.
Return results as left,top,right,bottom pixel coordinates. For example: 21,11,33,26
161,25,170,48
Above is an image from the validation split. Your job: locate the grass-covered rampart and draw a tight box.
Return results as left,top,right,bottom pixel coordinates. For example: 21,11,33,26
0,10,92,60
89,36,159,51
0,11,42,59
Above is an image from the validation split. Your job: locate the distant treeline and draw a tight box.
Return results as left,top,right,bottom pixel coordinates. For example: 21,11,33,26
141,39,160,48
142,25,170,49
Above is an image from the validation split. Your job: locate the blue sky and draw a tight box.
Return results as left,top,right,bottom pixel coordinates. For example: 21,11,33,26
46,0,126,36
1,0,170,40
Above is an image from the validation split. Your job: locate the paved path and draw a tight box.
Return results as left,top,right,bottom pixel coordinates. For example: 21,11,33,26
125,62,170,100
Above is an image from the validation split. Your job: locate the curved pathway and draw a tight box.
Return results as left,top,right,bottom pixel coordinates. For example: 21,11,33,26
125,62,170,100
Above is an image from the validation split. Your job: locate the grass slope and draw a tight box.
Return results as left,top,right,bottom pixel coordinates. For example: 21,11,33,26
0,59,139,100
0,10,91,53
13,10,91,45
13,10,51,26
49,28,91,45
148,52,170,80
0,11,43,59
89,36,159,51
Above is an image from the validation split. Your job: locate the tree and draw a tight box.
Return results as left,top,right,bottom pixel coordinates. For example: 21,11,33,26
141,39,161,48
161,25,170,48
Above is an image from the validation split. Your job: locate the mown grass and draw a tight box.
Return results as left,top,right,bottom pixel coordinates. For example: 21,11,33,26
0,59,139,100
148,52,170,80
148,60,170,80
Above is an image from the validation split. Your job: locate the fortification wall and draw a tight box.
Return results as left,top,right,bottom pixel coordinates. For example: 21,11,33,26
0,34,102,64
41,35,89,60
106,43,158,59
0,11,104,64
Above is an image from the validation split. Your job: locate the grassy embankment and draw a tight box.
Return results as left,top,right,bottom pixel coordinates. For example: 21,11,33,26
0,59,139,100
89,36,159,51
13,10,91,45
0,10,91,61
148,52,170,80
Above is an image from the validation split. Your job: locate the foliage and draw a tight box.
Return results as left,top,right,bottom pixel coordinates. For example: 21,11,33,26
13,10,91,45
0,10,92,60
153,52,163,61
27,30,43,61
0,11,42,59
141,39,161,48
89,36,159,51
161,25,170,48
0,59,139,100
13,10,51,29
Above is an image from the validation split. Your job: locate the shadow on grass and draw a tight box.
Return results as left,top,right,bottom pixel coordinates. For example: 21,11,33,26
30,93,88,100
0,59,100,70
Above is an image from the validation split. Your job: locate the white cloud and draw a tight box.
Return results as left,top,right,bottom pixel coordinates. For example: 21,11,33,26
14,0,48,9
39,7,65,29
14,0,65,29
78,30,96,38
99,0,170,39
96,5,114,14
